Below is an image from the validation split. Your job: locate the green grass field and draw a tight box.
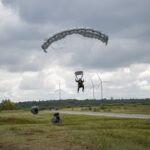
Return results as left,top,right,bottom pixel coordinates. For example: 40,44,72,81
0,110,150,150
63,103,150,114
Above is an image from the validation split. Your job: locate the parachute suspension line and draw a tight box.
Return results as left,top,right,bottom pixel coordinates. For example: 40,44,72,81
41,28,109,52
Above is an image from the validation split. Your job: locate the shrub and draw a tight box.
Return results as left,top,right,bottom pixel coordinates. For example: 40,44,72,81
0,99,16,110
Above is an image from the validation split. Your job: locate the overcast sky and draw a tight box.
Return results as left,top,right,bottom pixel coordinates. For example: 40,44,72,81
0,0,150,102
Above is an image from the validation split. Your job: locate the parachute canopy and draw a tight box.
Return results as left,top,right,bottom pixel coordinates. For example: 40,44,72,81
75,71,83,79
41,28,109,52
75,71,83,76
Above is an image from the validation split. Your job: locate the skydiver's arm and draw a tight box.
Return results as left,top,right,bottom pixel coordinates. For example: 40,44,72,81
75,76,78,82
75,79,78,82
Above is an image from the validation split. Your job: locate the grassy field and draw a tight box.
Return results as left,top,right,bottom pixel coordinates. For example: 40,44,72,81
0,110,150,150
62,103,150,114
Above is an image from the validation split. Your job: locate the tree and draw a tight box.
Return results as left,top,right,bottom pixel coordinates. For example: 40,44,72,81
0,99,16,110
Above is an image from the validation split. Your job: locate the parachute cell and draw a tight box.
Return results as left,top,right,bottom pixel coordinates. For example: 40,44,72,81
41,28,109,52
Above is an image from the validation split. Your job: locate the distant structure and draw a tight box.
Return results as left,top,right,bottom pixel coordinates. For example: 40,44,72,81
97,73,110,100
97,74,103,100
91,79,95,100
58,82,61,100
55,82,62,100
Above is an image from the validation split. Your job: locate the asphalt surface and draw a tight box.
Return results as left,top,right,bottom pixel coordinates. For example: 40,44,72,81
51,110,150,119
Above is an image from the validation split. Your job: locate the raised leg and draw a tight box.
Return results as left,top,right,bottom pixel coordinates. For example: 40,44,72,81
82,85,84,92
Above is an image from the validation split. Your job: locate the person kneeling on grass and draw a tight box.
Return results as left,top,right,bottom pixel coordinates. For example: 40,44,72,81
51,112,61,123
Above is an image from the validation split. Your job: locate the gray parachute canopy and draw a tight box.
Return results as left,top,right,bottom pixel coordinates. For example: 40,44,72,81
41,28,109,52
75,71,83,79
75,71,83,76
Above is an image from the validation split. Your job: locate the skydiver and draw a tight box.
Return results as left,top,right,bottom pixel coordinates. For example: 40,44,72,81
75,77,84,93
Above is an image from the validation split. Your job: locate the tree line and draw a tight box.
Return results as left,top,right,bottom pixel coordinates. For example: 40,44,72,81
0,98,150,110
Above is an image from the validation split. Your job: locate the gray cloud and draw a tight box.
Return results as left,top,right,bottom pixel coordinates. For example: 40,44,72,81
72,39,150,70
2,0,150,33
1,0,150,70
